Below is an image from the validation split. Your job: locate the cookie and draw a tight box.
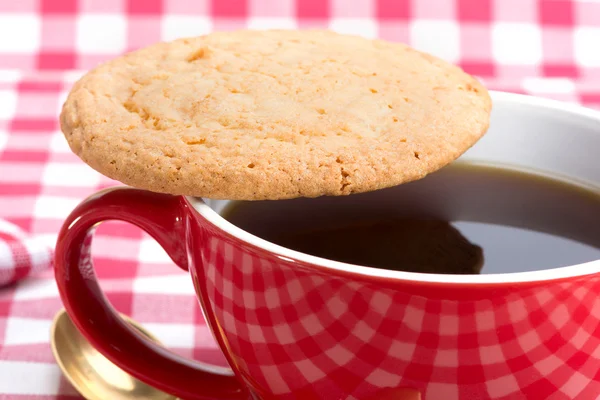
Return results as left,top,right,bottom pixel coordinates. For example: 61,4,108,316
60,30,491,200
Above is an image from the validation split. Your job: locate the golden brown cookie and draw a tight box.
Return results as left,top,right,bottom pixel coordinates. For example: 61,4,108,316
60,30,491,200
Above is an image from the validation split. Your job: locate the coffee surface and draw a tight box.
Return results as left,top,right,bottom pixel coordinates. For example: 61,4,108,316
222,163,600,274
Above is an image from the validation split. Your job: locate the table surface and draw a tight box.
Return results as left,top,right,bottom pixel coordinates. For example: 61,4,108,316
1,0,600,398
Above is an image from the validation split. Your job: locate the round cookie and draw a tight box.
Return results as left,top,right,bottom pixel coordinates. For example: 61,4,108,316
60,30,491,200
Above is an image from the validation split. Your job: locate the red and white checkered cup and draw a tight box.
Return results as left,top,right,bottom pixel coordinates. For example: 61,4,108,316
54,92,600,400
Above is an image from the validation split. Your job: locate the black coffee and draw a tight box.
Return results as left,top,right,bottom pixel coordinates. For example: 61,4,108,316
221,163,600,274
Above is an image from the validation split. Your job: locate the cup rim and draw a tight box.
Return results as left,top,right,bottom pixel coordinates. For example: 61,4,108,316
188,91,600,285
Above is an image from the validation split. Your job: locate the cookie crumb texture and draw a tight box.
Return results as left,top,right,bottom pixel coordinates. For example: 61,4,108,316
61,30,491,200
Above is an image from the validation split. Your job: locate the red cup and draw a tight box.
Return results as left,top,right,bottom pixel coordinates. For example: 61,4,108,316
55,92,600,399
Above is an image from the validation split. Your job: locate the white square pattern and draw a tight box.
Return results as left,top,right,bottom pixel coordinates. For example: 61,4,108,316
0,14,40,53
33,196,82,219
42,162,100,188
4,317,53,345
389,340,416,362
574,27,600,67
329,18,378,39
260,365,291,395
49,131,72,153
0,241,14,272
0,129,8,155
479,344,506,365
293,359,326,383
365,368,401,387
0,90,17,119
485,374,520,398
76,14,127,53
522,78,577,95
248,18,297,30
300,313,324,336
273,323,295,345
142,322,195,349
434,349,459,367
426,383,459,400
13,278,59,300
370,292,392,315
247,323,267,343
132,275,196,295
0,362,62,395
411,20,460,63
325,343,354,365
492,23,542,65
161,16,213,42
138,237,173,264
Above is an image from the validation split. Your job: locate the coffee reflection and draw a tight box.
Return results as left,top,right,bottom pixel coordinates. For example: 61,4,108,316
270,219,484,274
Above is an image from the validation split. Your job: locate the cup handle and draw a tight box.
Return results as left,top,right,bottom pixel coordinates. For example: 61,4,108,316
54,187,248,400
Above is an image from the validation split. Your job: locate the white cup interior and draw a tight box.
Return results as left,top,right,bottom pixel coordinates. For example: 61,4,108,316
191,91,600,284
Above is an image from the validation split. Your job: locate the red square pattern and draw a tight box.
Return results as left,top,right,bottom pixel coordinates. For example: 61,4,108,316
37,52,76,70
296,0,329,19
127,0,163,15
457,0,491,21
40,0,77,14
539,0,574,26
211,0,248,18
542,64,579,78
105,292,134,315
94,258,139,279
376,0,411,20
16,81,62,93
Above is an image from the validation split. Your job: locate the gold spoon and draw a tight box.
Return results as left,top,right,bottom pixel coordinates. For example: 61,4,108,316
50,309,177,400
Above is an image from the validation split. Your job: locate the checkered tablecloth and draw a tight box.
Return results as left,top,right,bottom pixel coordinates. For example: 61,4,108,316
0,0,599,399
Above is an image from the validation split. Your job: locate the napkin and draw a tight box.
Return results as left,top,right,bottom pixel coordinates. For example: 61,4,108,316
0,219,53,287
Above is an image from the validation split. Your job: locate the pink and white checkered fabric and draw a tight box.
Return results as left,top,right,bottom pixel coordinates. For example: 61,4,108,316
0,0,599,398
0,219,52,287
2,0,600,80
